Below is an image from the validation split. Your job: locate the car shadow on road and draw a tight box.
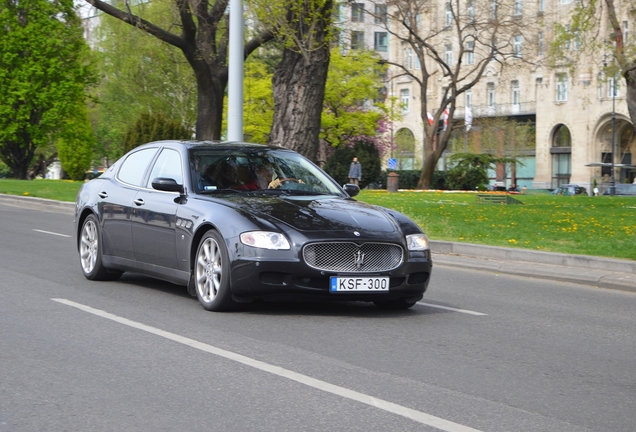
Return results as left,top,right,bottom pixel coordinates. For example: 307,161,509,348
237,300,449,318
115,273,448,317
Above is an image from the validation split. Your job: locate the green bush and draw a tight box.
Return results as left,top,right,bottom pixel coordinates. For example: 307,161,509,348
323,140,381,189
370,170,449,190
57,105,95,181
446,165,489,191
123,112,192,153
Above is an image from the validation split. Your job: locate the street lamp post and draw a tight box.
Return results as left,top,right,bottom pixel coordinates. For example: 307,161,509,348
390,79,394,160
603,55,616,196
610,76,616,196
227,0,244,141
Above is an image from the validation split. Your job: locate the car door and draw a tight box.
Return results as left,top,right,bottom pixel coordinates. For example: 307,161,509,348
131,147,183,269
100,147,158,260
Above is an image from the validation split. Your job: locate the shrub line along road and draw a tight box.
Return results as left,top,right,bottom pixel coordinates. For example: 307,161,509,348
2,193,634,293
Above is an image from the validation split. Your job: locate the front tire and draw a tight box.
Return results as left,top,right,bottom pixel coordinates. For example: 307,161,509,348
79,214,121,281
194,230,238,311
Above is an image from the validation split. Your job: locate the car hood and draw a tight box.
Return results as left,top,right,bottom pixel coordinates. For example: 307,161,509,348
201,194,399,234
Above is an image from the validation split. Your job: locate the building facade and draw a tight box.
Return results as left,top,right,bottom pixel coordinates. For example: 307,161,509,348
379,0,636,192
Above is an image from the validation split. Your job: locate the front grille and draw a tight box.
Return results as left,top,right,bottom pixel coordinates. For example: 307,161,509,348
303,242,403,273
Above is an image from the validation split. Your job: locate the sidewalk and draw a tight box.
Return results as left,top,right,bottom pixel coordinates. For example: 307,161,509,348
431,241,636,293
2,193,635,293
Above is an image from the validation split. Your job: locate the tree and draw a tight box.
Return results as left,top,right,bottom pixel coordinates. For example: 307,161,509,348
446,153,519,190
321,49,388,148
452,117,534,184
221,56,277,144
219,47,391,153
376,0,538,188
260,0,334,161
0,0,95,179
92,0,198,159
86,0,274,141
57,104,95,181
550,0,636,127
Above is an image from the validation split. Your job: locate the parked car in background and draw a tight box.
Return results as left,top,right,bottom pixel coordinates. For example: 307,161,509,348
74,140,433,312
602,183,636,196
551,184,588,196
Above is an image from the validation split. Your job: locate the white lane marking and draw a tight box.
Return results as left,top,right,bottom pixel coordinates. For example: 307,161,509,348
417,302,487,316
51,298,482,432
33,229,71,238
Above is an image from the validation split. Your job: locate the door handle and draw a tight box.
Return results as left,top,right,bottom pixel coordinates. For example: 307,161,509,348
133,199,145,206
98,192,108,198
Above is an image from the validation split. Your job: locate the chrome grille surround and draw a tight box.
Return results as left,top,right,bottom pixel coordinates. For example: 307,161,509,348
302,242,404,273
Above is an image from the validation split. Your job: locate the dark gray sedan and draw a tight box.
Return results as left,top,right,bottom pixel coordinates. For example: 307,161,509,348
74,141,432,311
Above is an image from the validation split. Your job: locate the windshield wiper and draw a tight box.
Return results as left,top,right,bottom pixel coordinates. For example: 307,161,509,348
276,190,335,196
199,188,244,194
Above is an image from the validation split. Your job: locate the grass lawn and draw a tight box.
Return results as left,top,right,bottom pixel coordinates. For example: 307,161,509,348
0,179,83,202
357,190,636,261
2,179,634,261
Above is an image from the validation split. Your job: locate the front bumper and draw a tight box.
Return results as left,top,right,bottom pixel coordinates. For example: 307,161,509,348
229,255,432,303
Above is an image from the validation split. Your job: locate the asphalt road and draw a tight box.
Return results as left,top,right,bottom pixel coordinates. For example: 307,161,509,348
1,202,635,432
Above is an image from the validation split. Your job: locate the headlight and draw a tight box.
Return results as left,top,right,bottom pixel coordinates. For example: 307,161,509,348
406,233,429,251
240,231,291,250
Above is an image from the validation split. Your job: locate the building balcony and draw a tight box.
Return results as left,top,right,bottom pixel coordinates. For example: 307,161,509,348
452,101,537,119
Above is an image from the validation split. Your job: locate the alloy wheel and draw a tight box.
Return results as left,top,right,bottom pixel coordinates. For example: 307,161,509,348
80,219,99,274
196,237,223,304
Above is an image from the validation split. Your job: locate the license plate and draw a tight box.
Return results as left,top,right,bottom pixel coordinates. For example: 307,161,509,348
329,276,389,293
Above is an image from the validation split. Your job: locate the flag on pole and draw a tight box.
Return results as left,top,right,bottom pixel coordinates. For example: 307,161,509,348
426,112,434,125
443,108,449,131
464,106,473,132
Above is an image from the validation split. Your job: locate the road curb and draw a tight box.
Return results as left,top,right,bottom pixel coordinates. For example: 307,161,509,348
430,240,636,274
431,241,636,293
0,193,75,214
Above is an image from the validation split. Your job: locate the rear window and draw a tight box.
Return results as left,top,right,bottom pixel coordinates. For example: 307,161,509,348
117,148,158,186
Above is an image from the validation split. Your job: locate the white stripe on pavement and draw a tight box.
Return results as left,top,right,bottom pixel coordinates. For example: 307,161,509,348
51,298,483,432
33,229,71,238
417,302,487,316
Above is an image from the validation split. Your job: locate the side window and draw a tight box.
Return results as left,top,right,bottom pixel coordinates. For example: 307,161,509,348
117,148,158,186
147,148,183,187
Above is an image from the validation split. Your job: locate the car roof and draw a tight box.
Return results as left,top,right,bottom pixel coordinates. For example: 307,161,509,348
141,140,288,152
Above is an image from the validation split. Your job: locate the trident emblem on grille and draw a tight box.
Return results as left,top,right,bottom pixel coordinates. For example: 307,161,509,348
354,250,365,269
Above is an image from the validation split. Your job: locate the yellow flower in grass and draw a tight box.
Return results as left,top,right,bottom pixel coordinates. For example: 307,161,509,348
23,192,30,196
508,239,518,244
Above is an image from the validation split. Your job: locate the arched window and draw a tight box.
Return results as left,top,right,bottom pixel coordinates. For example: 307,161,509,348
553,124,571,147
551,124,572,187
395,128,416,169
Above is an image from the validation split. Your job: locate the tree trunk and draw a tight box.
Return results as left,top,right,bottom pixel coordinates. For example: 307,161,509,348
268,0,332,162
417,124,448,189
3,137,35,180
625,66,636,128
418,147,436,189
270,47,330,162
84,0,273,142
188,59,226,140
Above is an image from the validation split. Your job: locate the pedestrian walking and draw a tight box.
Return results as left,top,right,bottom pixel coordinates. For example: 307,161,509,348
348,157,362,185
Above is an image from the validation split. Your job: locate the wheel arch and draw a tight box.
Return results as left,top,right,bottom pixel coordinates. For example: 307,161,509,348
76,208,98,251
189,222,222,273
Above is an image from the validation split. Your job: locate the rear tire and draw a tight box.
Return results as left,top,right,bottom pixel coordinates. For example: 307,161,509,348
79,214,122,281
194,230,238,311
373,298,417,310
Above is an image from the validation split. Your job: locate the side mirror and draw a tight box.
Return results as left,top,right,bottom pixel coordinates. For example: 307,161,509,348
342,183,360,197
151,177,183,193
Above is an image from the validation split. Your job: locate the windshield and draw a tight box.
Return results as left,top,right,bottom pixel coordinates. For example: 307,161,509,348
189,147,344,196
